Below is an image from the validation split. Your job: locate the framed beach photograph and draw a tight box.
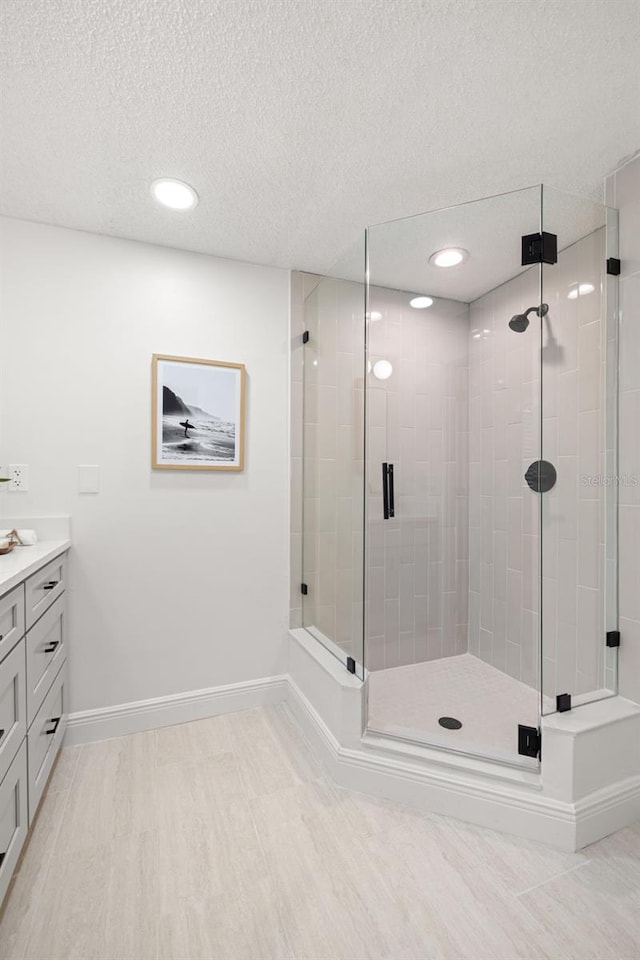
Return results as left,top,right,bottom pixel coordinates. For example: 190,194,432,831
152,354,246,470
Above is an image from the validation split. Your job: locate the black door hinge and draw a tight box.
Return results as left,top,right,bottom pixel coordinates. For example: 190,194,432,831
302,330,310,344
521,232,558,266
556,693,572,713
300,583,308,596
607,258,621,276
346,657,356,674
606,630,621,648
518,724,541,759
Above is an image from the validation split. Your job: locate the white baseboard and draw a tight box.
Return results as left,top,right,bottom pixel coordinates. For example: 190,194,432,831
65,674,289,745
286,674,342,765
64,666,640,852
574,776,640,848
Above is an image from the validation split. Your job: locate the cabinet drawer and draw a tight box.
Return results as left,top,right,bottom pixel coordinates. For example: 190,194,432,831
25,554,67,629
0,740,28,907
28,659,67,824
0,639,27,786
0,583,25,664
26,595,66,726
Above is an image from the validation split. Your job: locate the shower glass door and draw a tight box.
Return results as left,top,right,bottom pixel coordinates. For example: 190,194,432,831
301,241,366,672
539,188,620,714
364,187,545,769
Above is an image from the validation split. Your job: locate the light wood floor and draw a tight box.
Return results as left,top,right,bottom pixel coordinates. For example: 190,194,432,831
0,704,638,960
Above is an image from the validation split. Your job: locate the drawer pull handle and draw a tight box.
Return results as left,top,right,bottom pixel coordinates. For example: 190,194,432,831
43,581,59,591
43,641,60,653
45,717,61,736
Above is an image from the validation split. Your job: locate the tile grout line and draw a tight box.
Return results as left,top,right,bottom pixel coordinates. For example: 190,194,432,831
514,858,593,899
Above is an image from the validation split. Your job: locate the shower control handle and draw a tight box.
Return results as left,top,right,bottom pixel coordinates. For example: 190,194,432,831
382,462,395,520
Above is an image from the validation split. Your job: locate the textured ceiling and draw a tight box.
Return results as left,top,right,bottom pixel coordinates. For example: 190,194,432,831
333,184,609,301
1,0,639,277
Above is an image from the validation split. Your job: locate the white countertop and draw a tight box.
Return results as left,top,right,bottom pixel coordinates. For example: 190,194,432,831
0,539,71,596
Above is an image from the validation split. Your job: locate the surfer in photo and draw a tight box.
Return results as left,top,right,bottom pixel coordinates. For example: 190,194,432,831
180,418,194,438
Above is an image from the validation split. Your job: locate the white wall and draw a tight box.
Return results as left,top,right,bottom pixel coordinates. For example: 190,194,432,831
605,153,640,704
0,218,290,713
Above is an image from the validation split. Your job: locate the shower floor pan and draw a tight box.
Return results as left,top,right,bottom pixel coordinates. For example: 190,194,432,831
367,653,539,766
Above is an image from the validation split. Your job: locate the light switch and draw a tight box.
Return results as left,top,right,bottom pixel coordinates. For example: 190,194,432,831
78,464,100,494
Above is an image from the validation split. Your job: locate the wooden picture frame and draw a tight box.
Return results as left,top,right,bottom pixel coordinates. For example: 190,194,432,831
151,354,246,471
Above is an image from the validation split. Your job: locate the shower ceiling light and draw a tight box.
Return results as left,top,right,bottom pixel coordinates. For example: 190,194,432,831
567,282,595,299
409,296,434,309
373,360,393,380
151,178,199,211
429,247,468,268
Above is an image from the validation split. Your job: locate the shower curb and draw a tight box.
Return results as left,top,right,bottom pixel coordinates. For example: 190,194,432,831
286,628,640,852
287,671,640,853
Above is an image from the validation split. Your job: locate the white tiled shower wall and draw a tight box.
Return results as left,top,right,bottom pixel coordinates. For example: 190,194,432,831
606,152,640,706
291,276,469,671
365,288,469,671
468,228,611,700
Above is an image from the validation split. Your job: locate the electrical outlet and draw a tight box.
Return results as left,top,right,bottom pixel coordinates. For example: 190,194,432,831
8,464,29,492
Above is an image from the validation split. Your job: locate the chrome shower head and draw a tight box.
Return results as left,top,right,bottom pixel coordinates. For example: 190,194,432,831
508,303,549,333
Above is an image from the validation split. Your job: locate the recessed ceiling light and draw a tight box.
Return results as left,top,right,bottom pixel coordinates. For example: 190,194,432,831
429,248,468,268
410,296,434,309
373,360,393,380
151,178,199,211
567,282,595,300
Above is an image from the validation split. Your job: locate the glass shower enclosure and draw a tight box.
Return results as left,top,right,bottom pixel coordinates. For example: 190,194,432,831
300,185,619,770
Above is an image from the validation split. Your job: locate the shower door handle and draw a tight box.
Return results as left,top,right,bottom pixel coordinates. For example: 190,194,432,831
382,463,395,519
382,463,389,519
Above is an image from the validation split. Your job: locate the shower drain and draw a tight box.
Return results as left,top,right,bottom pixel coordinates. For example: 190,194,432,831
438,716,462,730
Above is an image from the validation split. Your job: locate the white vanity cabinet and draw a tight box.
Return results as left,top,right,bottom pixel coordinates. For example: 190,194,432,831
0,583,25,663
0,546,69,906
